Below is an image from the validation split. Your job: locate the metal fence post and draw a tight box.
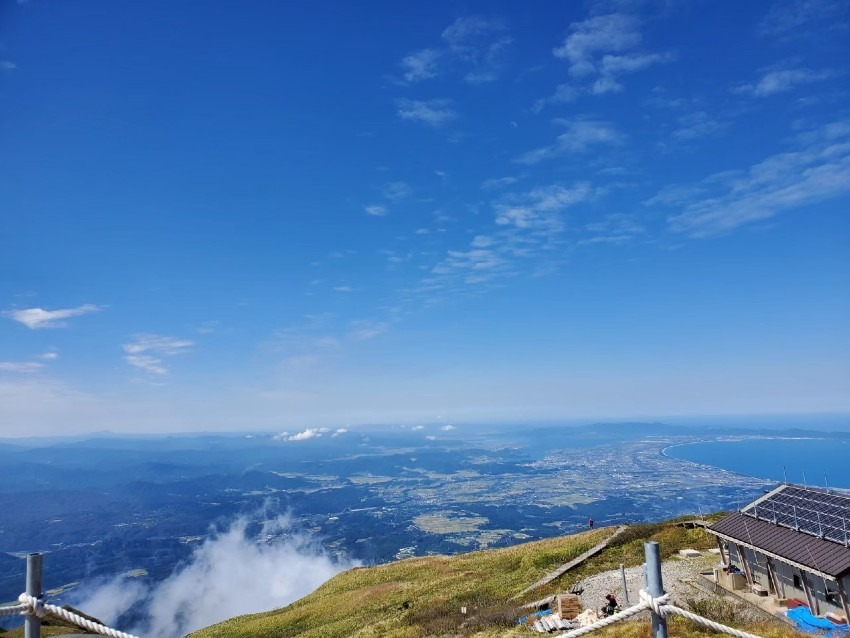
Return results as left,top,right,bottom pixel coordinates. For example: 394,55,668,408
25,552,42,638
644,541,668,638
620,563,630,605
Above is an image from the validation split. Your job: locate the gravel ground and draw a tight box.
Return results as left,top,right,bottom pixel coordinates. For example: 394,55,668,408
571,552,766,623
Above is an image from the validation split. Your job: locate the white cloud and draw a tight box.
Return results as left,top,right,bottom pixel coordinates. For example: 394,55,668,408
481,176,519,190
553,14,641,77
37,352,59,360
396,98,457,127
759,0,847,38
734,67,831,97
365,204,387,216
288,428,323,441
582,213,645,244
532,83,579,113
441,424,456,431
540,13,670,105
1,61,17,71
71,514,356,638
442,15,511,84
123,334,194,375
400,48,442,83
382,181,411,201
425,435,437,441
333,286,353,293
348,320,388,342
4,304,101,329
660,120,850,236
516,120,623,165
332,427,348,436
276,427,331,442
672,111,729,141
412,425,425,430
0,361,44,373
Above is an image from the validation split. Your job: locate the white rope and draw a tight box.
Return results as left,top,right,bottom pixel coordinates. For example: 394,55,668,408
0,602,30,616
17,594,141,638
663,603,765,638
551,590,764,638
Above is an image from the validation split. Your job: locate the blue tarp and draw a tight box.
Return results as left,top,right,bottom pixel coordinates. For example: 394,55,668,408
787,606,850,637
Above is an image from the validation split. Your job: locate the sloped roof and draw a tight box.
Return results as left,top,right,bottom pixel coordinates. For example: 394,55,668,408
709,484,850,579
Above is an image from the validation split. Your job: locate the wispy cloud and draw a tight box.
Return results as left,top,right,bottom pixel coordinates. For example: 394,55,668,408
653,120,850,236
581,213,646,244
759,0,848,38
3,304,101,329
734,67,831,97
516,119,623,165
365,204,387,216
400,48,442,83
37,352,59,361
481,176,519,190
423,182,596,292
538,12,671,104
0,361,44,373
1,61,17,72
348,320,389,342
395,99,457,127
397,15,510,85
671,110,729,141
123,334,194,375
441,15,511,84
382,181,411,201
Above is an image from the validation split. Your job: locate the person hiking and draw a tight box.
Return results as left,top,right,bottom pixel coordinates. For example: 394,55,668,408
588,518,594,529
601,594,620,617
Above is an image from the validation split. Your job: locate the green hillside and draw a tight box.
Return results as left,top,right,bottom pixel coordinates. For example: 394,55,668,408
189,521,806,638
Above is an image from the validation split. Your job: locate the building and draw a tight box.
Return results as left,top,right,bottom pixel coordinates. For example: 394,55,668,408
707,484,850,622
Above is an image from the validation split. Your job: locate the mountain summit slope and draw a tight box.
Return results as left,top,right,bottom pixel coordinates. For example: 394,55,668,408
189,520,803,638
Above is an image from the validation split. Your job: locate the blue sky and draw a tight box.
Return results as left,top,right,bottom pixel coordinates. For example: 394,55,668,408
1,0,849,436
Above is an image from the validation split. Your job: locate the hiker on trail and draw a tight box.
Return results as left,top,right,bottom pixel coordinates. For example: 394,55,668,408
602,594,619,617
588,518,594,529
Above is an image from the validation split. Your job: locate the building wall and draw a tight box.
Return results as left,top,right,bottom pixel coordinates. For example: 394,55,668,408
726,543,848,616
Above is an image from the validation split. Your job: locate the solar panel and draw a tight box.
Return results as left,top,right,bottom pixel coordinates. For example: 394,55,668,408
742,485,850,546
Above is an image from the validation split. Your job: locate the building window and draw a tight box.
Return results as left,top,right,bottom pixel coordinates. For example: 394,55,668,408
793,574,801,589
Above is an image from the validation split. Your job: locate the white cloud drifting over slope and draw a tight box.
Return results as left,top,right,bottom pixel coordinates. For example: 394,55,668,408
72,514,357,638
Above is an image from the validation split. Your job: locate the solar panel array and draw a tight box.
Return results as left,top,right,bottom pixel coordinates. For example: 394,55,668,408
742,485,850,545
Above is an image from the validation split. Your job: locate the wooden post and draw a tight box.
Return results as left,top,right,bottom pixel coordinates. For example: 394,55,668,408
716,537,728,565
735,543,754,587
836,579,850,624
644,541,668,638
765,557,783,598
25,553,42,638
800,571,817,614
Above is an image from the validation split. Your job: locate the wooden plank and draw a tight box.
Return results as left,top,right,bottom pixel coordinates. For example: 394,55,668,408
716,536,728,565
800,570,817,614
765,556,783,598
836,578,850,625
515,525,628,598
735,543,754,587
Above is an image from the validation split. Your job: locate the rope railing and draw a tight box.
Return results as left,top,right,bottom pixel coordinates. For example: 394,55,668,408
0,553,140,638
528,540,767,638
550,590,764,638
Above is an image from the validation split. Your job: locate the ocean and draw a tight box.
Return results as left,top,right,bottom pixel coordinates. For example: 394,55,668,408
664,437,850,489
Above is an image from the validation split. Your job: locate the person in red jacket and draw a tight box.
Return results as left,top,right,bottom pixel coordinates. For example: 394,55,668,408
588,518,594,529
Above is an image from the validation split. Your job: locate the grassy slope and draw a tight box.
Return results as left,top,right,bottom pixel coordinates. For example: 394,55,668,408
190,521,807,638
